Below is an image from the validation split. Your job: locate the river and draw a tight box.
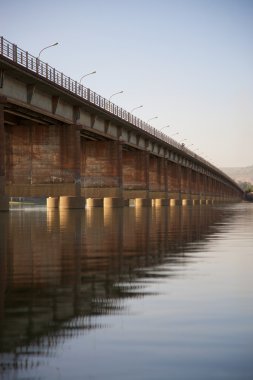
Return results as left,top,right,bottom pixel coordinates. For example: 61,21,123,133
0,202,253,379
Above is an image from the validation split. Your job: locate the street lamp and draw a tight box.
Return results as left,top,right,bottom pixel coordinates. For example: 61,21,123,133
38,42,59,59
131,105,143,113
147,116,158,124
109,91,124,101
80,71,96,84
159,125,172,132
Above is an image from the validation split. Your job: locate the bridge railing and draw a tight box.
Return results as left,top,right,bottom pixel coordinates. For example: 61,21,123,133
0,36,239,187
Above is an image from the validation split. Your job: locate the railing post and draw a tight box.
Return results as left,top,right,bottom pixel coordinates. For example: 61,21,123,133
36,58,39,74
13,44,17,63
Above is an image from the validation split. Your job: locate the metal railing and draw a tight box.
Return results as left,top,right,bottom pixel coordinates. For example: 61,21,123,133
0,36,240,190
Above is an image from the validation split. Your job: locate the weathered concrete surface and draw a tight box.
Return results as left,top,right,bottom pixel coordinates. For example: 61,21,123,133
86,198,103,207
104,197,124,208
122,150,148,190
0,105,9,210
154,198,169,207
81,141,122,198
135,198,152,207
5,123,81,197
149,156,166,192
59,196,85,209
47,197,59,208
168,162,181,192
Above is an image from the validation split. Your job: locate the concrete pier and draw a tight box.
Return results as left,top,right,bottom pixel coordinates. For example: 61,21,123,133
104,197,124,208
86,198,104,207
47,197,59,208
59,196,85,209
154,198,169,207
135,198,152,207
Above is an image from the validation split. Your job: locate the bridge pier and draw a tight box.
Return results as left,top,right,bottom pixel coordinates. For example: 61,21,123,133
182,198,193,206
0,103,9,211
135,198,152,207
104,197,124,208
86,198,104,207
154,198,169,207
59,196,85,209
81,140,123,199
170,198,182,206
5,122,82,198
167,163,181,206
47,196,86,209
47,197,59,208
123,150,150,201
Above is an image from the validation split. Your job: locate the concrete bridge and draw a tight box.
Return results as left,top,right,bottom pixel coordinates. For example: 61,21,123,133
0,37,243,210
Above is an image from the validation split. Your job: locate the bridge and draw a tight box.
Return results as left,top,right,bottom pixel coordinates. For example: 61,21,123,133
0,37,243,210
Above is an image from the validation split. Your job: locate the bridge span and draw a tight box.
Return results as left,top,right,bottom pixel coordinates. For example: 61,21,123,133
0,37,243,210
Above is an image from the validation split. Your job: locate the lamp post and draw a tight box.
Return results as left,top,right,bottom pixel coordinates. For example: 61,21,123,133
38,42,59,59
37,42,58,74
159,125,172,132
109,91,124,101
147,116,158,124
131,105,143,113
80,71,96,84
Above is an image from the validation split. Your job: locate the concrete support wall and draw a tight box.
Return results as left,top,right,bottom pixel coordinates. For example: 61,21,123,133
2,121,243,204
167,162,181,200
5,124,81,197
122,150,149,199
81,140,122,198
0,105,5,195
0,104,9,210
149,156,167,198
191,170,199,198
168,162,180,192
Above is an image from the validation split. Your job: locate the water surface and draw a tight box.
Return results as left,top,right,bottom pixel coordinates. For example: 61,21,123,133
0,203,253,379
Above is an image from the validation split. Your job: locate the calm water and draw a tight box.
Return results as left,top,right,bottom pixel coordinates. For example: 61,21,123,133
0,203,253,380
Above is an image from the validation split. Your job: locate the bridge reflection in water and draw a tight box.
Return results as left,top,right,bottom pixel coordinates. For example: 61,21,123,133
0,205,232,374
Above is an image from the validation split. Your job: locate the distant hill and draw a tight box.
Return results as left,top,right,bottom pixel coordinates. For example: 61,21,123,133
221,165,253,184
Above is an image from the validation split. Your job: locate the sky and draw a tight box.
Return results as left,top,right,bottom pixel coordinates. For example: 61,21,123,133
1,0,253,168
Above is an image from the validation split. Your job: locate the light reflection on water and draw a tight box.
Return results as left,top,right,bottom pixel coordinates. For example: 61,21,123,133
0,203,253,379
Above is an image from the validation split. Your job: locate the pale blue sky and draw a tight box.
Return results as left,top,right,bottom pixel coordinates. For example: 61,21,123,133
2,0,253,167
